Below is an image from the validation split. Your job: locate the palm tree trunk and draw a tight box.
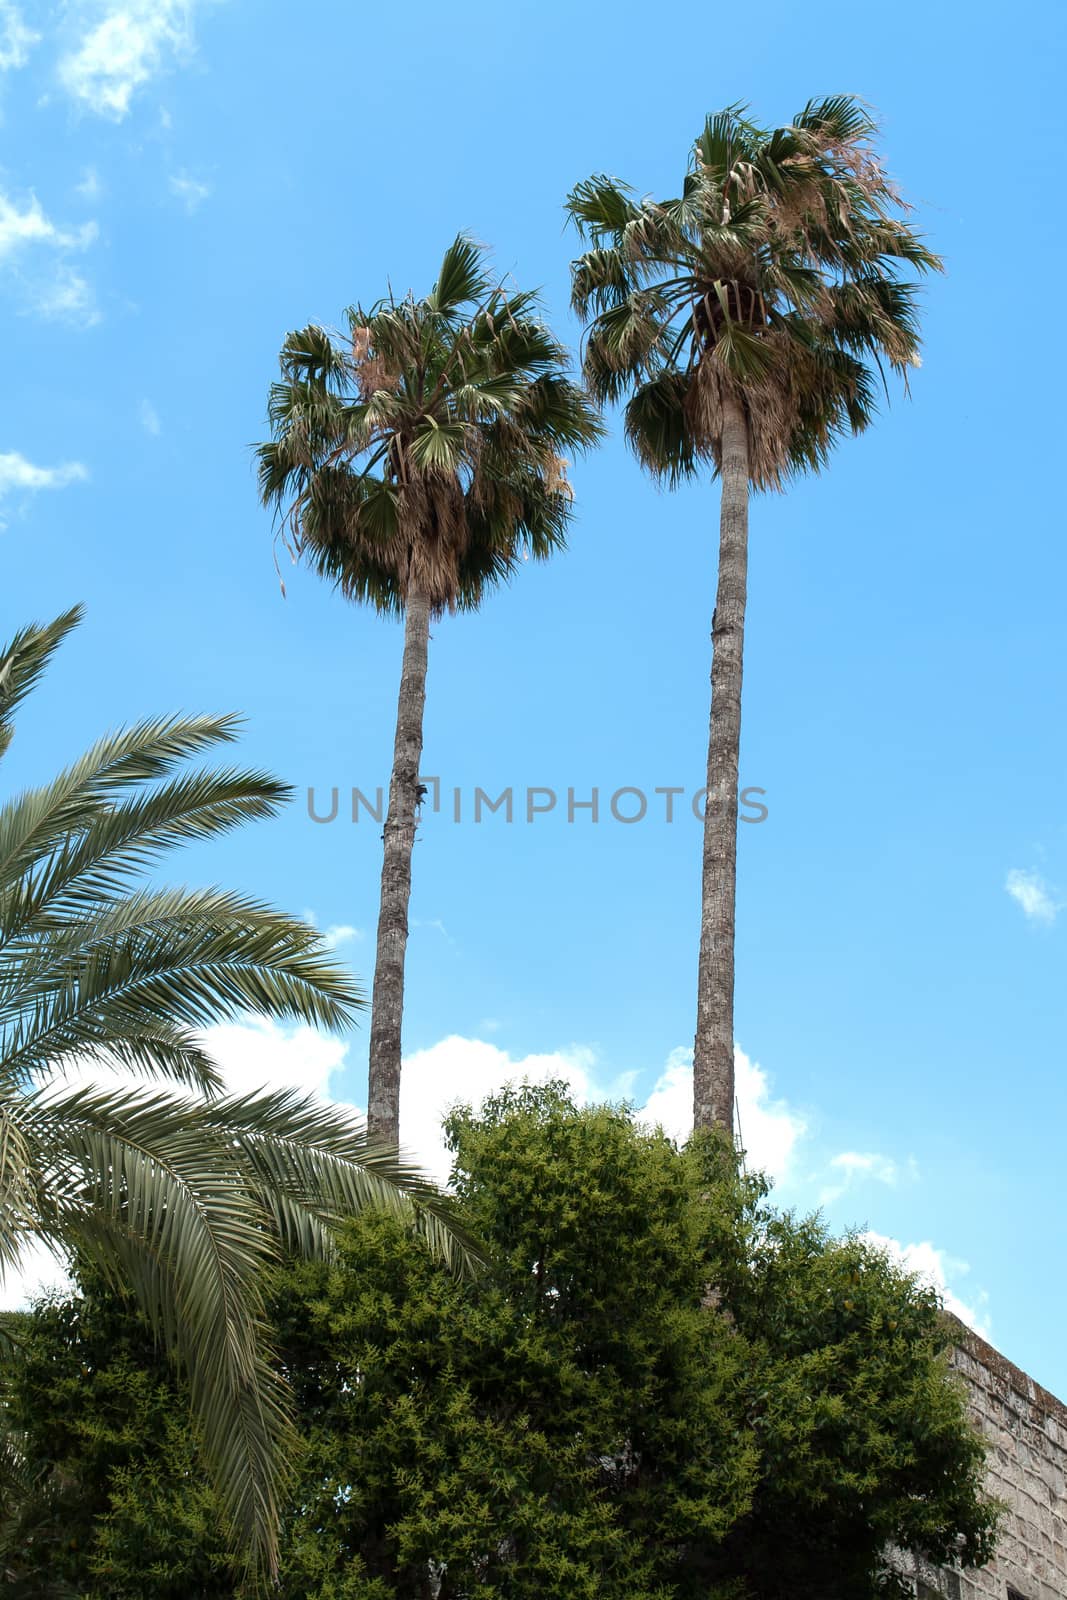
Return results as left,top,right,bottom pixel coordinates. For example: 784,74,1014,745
367,581,431,1145
693,392,750,1133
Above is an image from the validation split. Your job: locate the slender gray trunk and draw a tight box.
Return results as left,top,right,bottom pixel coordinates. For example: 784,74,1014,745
693,392,750,1134
367,581,431,1145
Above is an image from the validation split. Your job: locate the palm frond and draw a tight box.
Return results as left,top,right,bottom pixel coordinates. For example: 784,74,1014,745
624,373,697,485
24,1082,288,1569
566,175,641,241
427,233,490,315
0,609,83,761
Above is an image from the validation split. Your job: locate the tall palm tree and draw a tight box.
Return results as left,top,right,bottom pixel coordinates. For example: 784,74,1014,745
0,608,473,1578
567,98,941,1134
258,235,603,1146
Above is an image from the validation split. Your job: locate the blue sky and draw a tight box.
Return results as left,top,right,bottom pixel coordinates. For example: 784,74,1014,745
2,0,1065,1393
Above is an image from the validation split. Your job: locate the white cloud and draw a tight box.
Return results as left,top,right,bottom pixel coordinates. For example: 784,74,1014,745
0,188,97,259
27,263,100,324
0,2,37,72
169,170,211,212
863,1230,990,1336
1006,867,1060,925
0,450,88,521
58,0,202,119
139,397,160,435
0,187,99,323
198,1017,351,1102
300,910,363,950
0,1234,68,1307
395,1035,607,1183
390,1037,806,1190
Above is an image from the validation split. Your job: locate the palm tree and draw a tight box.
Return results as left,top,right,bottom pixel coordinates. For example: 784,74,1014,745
567,98,941,1134
258,235,603,1146
0,608,473,1578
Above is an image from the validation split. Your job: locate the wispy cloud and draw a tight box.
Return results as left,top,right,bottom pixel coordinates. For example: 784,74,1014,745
58,1,208,120
412,916,458,948
0,186,99,322
75,166,102,201
0,451,88,528
139,398,160,435
819,1149,918,1206
169,170,211,212
1005,867,1060,925
27,264,99,324
0,2,38,73
0,188,96,259
0,451,88,495
300,909,363,951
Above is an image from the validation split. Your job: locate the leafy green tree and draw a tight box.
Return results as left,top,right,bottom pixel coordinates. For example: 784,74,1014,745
7,1087,996,1599
692,1147,997,1599
567,99,942,1131
272,1089,756,1599
257,237,603,1146
0,609,472,1578
2,1282,238,1598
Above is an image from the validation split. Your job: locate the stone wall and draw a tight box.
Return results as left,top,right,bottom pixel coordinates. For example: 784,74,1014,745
902,1325,1067,1600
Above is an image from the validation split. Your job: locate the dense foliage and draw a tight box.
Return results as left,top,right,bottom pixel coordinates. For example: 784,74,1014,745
3,1087,996,1598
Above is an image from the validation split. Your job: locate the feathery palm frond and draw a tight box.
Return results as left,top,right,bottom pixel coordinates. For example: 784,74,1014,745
0,607,83,762
0,613,478,1578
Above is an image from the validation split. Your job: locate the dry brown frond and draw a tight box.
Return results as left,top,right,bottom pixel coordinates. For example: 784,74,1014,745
685,336,800,491
398,474,471,615
544,454,574,499
351,325,402,401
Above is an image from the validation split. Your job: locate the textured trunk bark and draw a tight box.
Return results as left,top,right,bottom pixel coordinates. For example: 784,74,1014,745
693,392,750,1134
367,582,431,1145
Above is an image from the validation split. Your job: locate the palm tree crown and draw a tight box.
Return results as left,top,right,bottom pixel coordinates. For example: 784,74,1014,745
0,609,473,1577
568,96,941,488
257,233,603,614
